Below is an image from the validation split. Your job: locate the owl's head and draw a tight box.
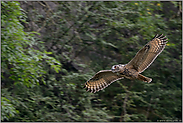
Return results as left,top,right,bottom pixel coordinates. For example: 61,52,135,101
111,64,125,73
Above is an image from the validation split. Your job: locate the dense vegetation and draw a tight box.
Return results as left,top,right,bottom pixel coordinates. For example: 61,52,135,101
1,1,182,122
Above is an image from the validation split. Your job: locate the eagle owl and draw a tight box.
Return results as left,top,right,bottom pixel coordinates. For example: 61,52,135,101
84,34,168,93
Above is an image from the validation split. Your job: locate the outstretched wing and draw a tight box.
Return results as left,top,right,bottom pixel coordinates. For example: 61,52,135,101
125,34,168,73
84,70,124,93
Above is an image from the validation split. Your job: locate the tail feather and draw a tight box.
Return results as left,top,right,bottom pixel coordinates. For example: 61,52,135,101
138,74,152,83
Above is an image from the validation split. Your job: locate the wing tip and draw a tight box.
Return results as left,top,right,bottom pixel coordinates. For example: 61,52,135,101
155,34,168,40
153,34,168,45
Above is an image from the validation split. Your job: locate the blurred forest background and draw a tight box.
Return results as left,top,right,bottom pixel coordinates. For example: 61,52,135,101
1,1,182,122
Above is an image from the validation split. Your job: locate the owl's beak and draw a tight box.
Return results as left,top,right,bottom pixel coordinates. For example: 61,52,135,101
111,69,116,73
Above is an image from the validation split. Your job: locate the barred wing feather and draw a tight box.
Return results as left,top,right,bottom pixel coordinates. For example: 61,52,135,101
126,34,168,73
84,70,124,93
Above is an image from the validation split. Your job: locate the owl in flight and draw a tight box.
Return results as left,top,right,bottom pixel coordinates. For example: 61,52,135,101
84,34,168,93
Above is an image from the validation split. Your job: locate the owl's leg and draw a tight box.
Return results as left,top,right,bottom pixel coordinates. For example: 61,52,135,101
137,74,152,83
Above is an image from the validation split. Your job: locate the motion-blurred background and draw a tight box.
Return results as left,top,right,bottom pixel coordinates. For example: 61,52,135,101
1,1,182,122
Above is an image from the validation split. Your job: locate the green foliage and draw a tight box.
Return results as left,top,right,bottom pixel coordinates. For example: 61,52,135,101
1,1,182,122
1,1,61,87
1,97,19,121
1,1,61,121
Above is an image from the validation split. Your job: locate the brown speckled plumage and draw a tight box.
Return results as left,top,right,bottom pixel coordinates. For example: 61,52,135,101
84,34,168,93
